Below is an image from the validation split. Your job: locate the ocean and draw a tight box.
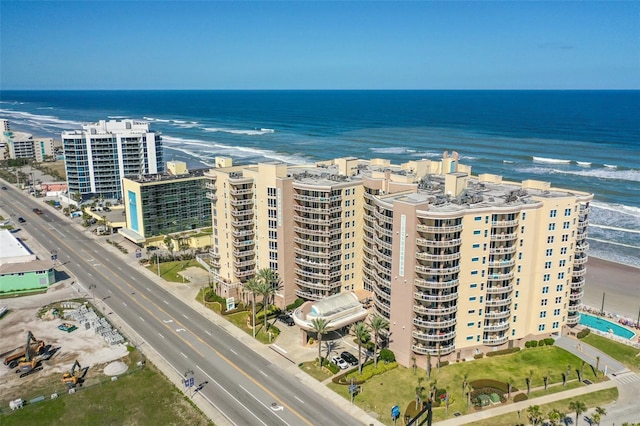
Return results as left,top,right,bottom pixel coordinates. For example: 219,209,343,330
1,90,639,267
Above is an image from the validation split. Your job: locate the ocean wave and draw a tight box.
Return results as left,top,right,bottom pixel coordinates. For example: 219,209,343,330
591,201,640,218
161,134,310,165
604,164,617,169
369,147,411,154
0,108,84,129
532,156,571,164
517,165,640,183
203,127,274,136
587,237,640,250
589,224,640,234
576,161,592,167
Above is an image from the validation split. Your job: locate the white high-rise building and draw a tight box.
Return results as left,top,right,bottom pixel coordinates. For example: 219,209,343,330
62,119,163,200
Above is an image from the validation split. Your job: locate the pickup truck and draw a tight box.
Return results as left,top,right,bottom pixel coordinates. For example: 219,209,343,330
32,208,43,215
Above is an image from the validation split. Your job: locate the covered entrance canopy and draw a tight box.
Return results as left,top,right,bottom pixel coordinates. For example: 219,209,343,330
293,292,368,331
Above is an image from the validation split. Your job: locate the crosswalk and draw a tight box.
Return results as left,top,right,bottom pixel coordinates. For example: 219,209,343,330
614,373,640,385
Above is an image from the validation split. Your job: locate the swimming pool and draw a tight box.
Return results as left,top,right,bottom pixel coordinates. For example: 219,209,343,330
579,313,636,340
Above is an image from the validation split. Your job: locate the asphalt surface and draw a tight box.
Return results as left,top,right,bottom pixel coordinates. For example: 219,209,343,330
2,185,370,426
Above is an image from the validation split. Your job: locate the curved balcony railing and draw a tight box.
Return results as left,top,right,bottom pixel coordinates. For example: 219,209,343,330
491,219,519,227
566,313,580,325
414,278,459,290
416,224,463,233
415,252,461,262
413,317,457,329
573,256,588,265
229,187,253,196
374,235,393,251
292,193,341,203
411,344,455,356
231,219,253,227
416,238,462,248
205,192,218,202
569,291,584,301
484,298,512,307
374,222,393,237
575,243,590,253
230,209,253,218
372,285,391,302
572,268,587,277
232,239,254,248
294,237,331,248
233,259,255,268
483,335,509,345
486,284,514,294
415,265,461,275
489,246,517,255
373,299,391,316
413,304,458,315
413,292,458,303
413,330,456,342
294,247,331,259
231,229,254,238
483,322,510,332
294,278,340,291
229,198,253,207
484,310,511,319
487,272,515,281
373,209,394,225
296,268,342,280
488,258,516,268
490,233,518,241
572,276,586,287
294,289,324,301
576,231,588,240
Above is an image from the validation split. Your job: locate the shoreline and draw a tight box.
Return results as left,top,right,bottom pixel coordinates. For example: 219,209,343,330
583,256,640,322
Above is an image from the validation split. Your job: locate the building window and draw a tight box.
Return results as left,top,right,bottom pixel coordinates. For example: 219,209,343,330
564,208,572,216
563,221,570,229
522,212,526,220
561,247,567,255
562,234,569,242
546,249,553,256
472,257,479,262
542,286,549,293
540,311,547,318
475,216,481,221
552,321,559,329
544,261,552,269
549,223,556,231
556,284,563,291
539,324,546,331
547,236,554,243
471,271,478,275
558,272,565,279
469,296,477,301
470,283,477,288
473,230,480,235
554,308,561,316
472,243,480,249
268,241,277,250
550,210,557,218
543,274,550,282
541,299,548,306
467,322,475,327
559,260,566,267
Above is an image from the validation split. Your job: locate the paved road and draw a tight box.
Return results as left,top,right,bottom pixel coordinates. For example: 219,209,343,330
2,185,369,426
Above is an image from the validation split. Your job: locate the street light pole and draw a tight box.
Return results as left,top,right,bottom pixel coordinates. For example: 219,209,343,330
88,284,96,306
157,252,161,277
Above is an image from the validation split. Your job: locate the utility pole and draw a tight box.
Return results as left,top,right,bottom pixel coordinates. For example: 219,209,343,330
601,292,606,315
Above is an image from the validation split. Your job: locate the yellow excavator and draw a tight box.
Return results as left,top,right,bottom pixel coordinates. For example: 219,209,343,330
4,331,45,369
16,331,46,378
62,360,88,388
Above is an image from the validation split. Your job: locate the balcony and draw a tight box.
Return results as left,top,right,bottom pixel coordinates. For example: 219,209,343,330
232,229,254,238
487,272,515,281
484,297,512,307
293,204,342,214
374,222,393,237
373,210,393,225
373,299,391,316
573,255,588,265
575,243,590,253
294,247,331,259
413,304,458,315
566,313,580,325
572,276,585,287
416,223,463,233
569,291,583,301
413,330,456,342
231,209,253,218
292,193,341,203
414,292,458,303
411,344,455,356
414,278,459,290
294,289,324,301
491,219,519,227
415,264,461,275
232,239,254,248
230,187,253,196
488,258,516,268
416,238,462,248
372,285,391,302
294,278,341,291
572,267,587,277
484,310,511,319
295,215,342,226
413,317,457,329
294,237,331,248
374,235,393,251
415,251,461,262
234,269,254,278
297,268,342,280
483,322,510,332
234,259,256,268
232,219,254,227
205,192,217,202
486,284,514,294
205,181,217,189
230,198,253,207
489,246,517,255
483,335,509,345
490,232,518,241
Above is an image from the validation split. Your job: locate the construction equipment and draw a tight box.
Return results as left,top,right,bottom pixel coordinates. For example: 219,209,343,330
15,332,46,378
58,323,77,333
62,360,89,388
4,331,45,369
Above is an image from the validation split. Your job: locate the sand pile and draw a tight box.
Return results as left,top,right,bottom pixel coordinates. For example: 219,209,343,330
104,361,128,376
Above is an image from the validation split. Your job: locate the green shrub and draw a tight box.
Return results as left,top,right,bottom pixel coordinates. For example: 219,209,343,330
474,353,484,359
513,393,528,402
379,348,395,363
577,328,591,339
486,347,521,357
538,339,546,347
286,298,304,311
544,338,555,346
439,360,449,367
345,361,398,382
469,379,515,393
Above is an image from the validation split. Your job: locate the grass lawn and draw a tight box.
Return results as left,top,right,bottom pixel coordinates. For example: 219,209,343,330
582,333,640,371
147,260,205,283
328,346,606,425
0,349,211,425
299,360,335,381
467,388,618,426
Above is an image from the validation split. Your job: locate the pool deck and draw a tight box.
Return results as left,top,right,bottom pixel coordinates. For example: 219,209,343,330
579,312,638,340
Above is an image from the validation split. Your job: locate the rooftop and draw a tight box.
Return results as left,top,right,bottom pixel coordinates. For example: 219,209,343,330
0,229,32,262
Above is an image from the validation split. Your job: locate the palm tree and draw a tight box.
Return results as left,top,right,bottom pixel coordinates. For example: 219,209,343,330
564,364,571,386
256,268,282,330
163,236,174,259
548,408,565,426
462,373,468,395
411,356,417,375
568,400,587,426
437,345,442,370
310,318,331,368
507,376,514,400
352,322,370,374
244,278,260,338
527,369,534,395
527,405,543,425
543,371,550,391
255,279,275,332
595,356,600,376
579,360,586,382
594,407,606,426
426,352,432,379
369,315,388,369
429,379,438,401
415,377,425,409
465,382,473,409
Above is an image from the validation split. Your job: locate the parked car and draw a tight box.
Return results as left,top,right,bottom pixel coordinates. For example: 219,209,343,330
18,217,26,223
277,314,294,326
331,356,349,370
340,351,359,366
1,186,7,190
32,208,43,215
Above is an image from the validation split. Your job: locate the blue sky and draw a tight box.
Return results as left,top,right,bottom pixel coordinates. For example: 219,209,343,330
1,1,638,90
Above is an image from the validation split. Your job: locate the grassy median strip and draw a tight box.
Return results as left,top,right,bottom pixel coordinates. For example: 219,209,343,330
582,333,640,371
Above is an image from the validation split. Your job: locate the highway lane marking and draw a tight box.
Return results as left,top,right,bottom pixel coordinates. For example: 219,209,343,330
194,392,238,426
163,319,174,323
294,396,304,404
146,287,151,291
182,314,189,319
39,227,311,425
176,328,186,332
259,370,268,377
205,330,212,336
122,302,127,307
239,384,290,426
181,352,188,359
229,348,238,355
139,316,145,322
117,267,122,271
197,366,268,426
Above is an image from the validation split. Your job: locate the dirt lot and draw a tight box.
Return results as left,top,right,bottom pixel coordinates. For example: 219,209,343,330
0,295,128,403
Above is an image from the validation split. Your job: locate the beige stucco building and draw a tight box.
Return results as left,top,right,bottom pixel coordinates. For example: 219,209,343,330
203,152,592,367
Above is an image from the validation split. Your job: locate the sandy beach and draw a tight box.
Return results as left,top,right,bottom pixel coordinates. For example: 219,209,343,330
583,256,640,322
